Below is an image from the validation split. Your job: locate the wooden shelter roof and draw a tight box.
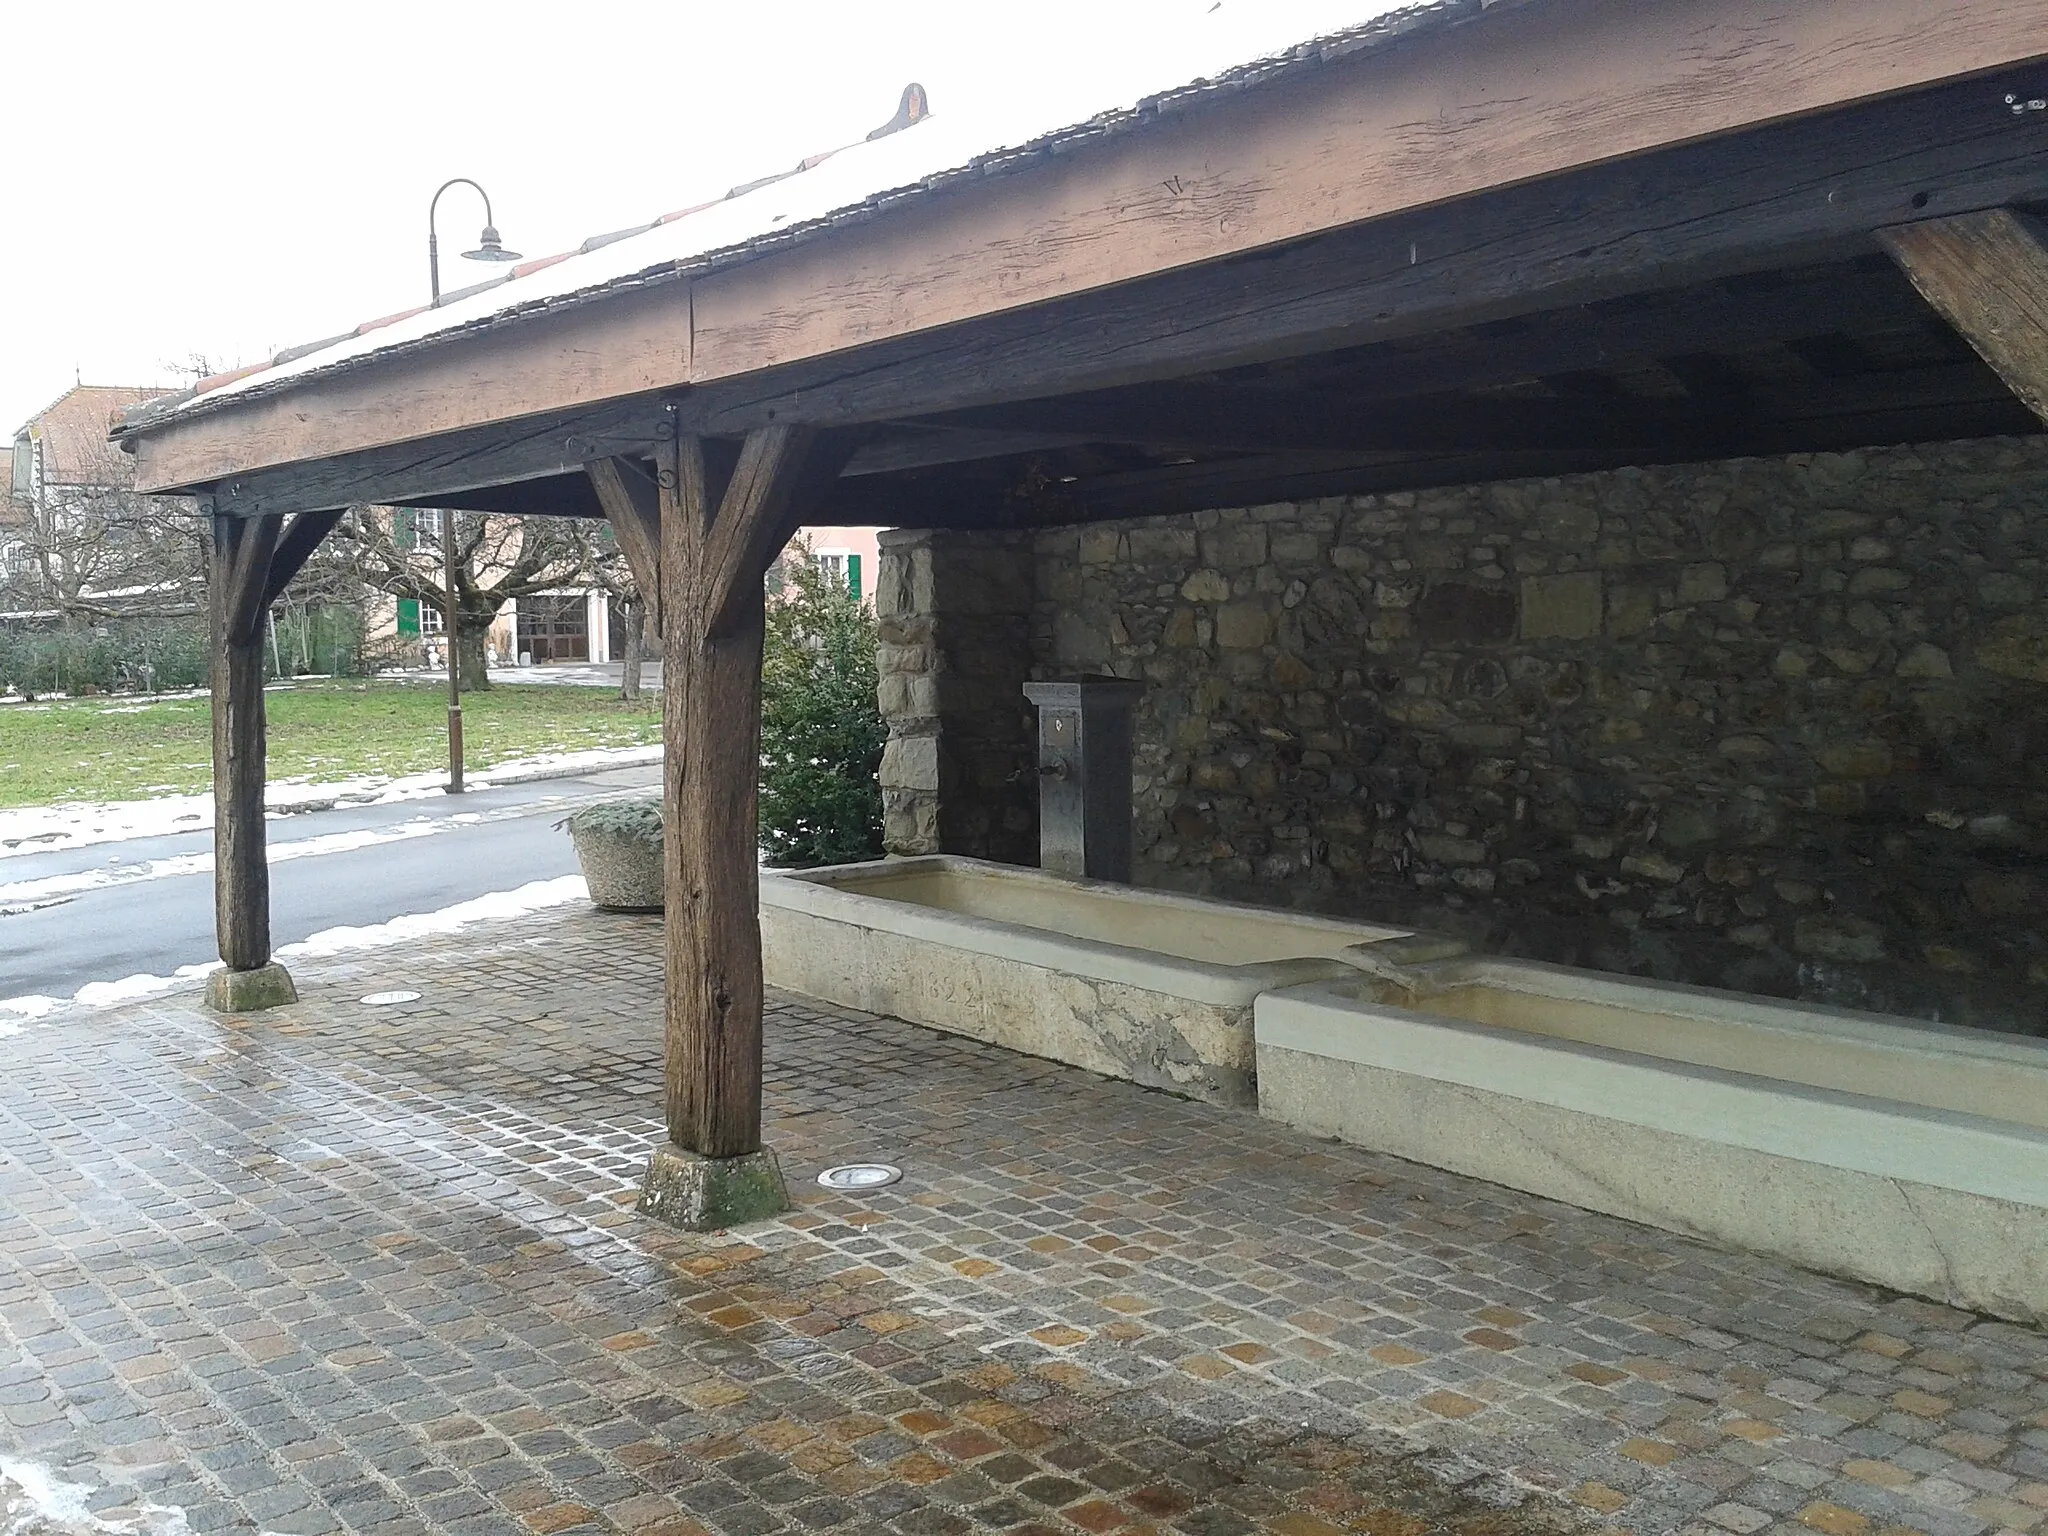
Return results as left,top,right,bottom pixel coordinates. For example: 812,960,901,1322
115,0,2048,525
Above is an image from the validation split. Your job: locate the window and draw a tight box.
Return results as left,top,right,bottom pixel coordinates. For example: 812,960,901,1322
812,548,862,599
0,541,28,578
416,509,444,540
420,602,445,634
9,436,30,497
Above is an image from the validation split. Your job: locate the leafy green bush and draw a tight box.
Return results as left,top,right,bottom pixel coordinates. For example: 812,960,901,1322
758,544,885,867
0,619,212,696
0,604,376,700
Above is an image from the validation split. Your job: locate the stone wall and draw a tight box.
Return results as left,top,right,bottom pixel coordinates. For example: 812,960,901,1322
874,528,1038,864
883,437,2048,1031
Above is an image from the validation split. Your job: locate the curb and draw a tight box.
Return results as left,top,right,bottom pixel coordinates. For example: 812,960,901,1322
270,747,664,818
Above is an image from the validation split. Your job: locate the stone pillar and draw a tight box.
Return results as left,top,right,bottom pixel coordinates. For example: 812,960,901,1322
876,529,1038,863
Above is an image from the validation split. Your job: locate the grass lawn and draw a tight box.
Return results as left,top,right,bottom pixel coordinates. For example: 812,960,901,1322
0,679,661,808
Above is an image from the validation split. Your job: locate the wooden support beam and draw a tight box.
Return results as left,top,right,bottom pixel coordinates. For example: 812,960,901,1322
221,511,278,647
1879,208,2048,424
200,397,668,521
263,510,343,607
842,426,1097,477
927,382,1750,457
1271,262,1938,404
587,457,663,633
657,422,845,1163
210,513,279,974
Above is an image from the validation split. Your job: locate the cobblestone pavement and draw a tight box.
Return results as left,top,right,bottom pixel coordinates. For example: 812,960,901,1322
3,910,2046,1536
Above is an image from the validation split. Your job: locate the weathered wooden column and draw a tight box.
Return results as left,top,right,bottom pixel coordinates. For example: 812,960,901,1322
1880,208,2048,427
203,505,343,1014
634,420,849,1229
205,509,296,1011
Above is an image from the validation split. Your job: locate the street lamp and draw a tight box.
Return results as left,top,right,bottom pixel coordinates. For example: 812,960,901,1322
428,177,521,307
426,179,520,793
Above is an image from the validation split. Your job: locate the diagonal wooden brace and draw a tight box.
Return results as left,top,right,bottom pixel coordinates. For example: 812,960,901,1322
587,457,663,634
1880,207,2048,427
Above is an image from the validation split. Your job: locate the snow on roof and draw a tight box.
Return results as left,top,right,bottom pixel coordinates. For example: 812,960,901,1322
125,0,1467,434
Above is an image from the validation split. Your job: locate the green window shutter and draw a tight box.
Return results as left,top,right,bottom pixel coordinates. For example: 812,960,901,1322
846,553,862,600
393,508,417,551
397,598,420,636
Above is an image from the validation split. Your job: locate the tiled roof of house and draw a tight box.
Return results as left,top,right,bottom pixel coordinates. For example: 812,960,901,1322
20,384,174,486
120,1,1473,435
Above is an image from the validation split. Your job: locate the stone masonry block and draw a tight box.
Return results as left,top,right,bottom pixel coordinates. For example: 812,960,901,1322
1215,602,1272,650
880,735,941,793
1201,526,1268,569
876,671,938,720
206,963,298,1014
638,1143,789,1230
1521,572,1603,640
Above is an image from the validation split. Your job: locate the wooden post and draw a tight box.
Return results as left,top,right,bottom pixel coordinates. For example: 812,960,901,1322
1880,208,2048,427
202,505,340,1013
636,420,853,1229
205,509,296,1011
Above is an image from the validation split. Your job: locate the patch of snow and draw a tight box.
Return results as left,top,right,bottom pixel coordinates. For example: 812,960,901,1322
3,878,589,1027
0,822,441,907
0,744,660,860
0,966,220,1024
0,1455,203,1534
280,876,587,959
71,965,223,1008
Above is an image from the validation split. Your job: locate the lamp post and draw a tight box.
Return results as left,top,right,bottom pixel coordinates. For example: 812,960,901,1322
441,511,465,794
428,177,521,306
426,179,521,792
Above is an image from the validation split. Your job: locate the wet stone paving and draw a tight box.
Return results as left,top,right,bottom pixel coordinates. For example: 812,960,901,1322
3,910,2047,1536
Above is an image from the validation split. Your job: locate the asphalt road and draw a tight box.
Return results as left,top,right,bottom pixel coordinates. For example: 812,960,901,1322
0,764,660,1000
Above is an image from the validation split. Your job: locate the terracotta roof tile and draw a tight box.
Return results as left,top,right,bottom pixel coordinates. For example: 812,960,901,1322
18,384,173,484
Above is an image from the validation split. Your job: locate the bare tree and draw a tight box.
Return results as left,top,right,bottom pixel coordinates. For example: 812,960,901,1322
1,429,205,629
330,507,593,690
581,523,652,701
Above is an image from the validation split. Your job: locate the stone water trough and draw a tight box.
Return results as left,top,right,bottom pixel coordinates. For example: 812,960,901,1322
761,855,2048,1320
1257,956,2048,1325
759,854,1412,1105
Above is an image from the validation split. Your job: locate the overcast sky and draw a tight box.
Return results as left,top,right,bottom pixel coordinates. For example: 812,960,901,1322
1,0,1402,435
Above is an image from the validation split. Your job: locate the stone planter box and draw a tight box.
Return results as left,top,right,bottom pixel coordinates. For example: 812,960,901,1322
1256,956,2048,1325
566,822,664,911
760,854,1412,1105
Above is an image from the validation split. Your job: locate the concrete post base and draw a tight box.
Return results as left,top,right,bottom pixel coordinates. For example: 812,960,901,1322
205,962,299,1014
637,1142,789,1230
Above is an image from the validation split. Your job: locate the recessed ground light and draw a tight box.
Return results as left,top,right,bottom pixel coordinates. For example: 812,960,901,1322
817,1163,902,1191
359,990,422,1006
